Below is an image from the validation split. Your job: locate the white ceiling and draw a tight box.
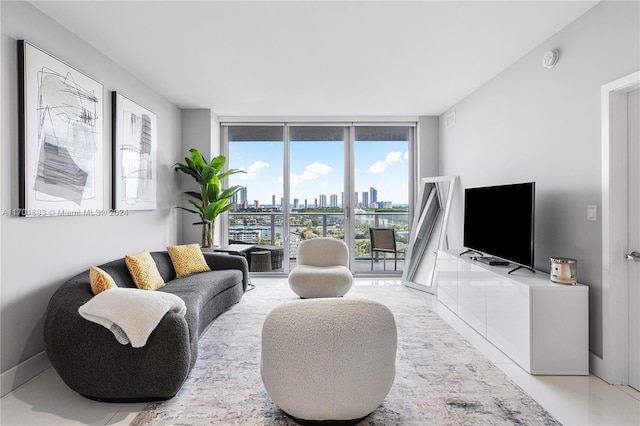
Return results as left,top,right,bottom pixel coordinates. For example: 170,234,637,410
30,0,599,117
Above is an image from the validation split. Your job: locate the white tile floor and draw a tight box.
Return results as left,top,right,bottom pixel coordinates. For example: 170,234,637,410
1,277,639,426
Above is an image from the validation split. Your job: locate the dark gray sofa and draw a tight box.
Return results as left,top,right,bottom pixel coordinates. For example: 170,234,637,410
44,251,249,402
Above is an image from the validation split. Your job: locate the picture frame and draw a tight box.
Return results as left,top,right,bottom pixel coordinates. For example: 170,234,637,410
112,92,157,211
18,40,105,217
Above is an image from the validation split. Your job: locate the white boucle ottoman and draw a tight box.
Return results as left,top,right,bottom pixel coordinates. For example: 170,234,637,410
261,298,397,424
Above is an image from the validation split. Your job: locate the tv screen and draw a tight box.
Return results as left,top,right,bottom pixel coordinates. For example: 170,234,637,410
463,182,535,268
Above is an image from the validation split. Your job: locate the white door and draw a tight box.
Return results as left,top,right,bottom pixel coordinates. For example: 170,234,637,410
628,88,640,391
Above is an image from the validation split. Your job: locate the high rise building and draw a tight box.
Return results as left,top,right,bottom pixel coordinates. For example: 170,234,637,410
294,198,299,209
362,191,369,208
370,187,378,205
330,194,338,208
319,194,327,208
272,195,276,208
240,188,248,205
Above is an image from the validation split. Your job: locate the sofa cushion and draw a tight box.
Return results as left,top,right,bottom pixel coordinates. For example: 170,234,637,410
167,244,211,278
125,251,165,291
89,266,117,295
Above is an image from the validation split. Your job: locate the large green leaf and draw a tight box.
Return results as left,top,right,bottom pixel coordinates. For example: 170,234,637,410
203,199,228,221
218,168,246,180
218,203,234,215
209,155,226,172
187,199,205,215
176,206,200,215
184,191,202,201
220,185,243,199
201,167,214,186
189,149,207,169
174,163,198,180
206,183,220,202
185,157,199,173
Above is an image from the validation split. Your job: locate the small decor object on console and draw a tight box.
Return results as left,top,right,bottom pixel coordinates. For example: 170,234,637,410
550,257,577,284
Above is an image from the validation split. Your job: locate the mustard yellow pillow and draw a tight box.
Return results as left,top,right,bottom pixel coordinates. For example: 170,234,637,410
167,244,211,278
89,266,117,295
125,250,165,290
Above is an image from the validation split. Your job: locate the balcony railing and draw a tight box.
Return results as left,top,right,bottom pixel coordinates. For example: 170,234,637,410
228,211,409,267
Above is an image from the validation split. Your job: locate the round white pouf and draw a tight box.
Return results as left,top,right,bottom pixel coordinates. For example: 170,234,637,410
288,238,353,298
261,298,397,424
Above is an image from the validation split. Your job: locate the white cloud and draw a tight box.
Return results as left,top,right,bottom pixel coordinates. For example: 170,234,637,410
300,162,332,180
239,161,269,180
385,151,403,163
368,151,404,174
368,161,387,174
321,181,329,188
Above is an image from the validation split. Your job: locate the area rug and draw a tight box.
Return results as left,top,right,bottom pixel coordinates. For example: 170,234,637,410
131,283,559,425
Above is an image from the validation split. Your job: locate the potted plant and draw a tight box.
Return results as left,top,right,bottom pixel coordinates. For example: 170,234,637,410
174,149,245,248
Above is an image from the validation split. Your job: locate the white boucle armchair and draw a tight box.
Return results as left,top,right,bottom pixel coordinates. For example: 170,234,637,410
261,298,397,424
288,237,353,298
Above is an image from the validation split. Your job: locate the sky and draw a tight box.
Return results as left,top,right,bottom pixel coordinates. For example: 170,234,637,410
229,140,409,206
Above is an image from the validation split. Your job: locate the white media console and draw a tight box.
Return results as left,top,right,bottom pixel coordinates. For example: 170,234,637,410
436,250,589,375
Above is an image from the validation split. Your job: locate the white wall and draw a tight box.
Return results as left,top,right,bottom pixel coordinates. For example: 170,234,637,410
0,1,182,394
439,1,639,359
418,116,440,179
178,109,222,246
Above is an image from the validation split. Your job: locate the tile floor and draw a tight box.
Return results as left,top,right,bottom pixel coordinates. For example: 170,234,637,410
1,277,639,425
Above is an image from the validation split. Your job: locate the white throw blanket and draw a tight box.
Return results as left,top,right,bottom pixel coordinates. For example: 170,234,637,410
78,288,187,348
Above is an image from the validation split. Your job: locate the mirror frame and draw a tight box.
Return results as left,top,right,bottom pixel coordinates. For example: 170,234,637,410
402,176,457,293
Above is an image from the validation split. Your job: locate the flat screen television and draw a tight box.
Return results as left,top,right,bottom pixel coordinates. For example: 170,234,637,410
463,182,535,273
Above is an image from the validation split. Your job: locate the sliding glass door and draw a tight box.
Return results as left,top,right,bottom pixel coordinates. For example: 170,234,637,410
288,126,347,268
226,126,285,272
354,126,410,273
224,123,413,275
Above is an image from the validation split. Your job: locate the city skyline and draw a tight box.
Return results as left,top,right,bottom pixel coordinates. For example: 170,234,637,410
228,140,409,207
234,186,401,209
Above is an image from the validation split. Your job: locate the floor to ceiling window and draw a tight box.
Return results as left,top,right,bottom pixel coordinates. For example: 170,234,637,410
225,126,285,272
354,126,411,272
223,122,414,275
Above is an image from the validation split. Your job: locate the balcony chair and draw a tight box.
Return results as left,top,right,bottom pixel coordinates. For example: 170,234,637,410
369,227,404,271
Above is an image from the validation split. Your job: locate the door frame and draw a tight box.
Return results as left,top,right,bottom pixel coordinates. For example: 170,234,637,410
221,120,416,275
596,71,640,384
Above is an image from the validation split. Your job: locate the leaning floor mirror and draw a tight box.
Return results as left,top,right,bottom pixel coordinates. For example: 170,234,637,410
402,176,457,294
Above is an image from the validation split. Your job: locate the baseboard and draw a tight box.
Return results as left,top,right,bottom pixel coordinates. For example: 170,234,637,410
1,351,51,397
590,351,614,384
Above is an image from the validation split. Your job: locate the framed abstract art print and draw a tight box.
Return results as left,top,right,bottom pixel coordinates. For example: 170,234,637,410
112,92,157,211
18,40,104,217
